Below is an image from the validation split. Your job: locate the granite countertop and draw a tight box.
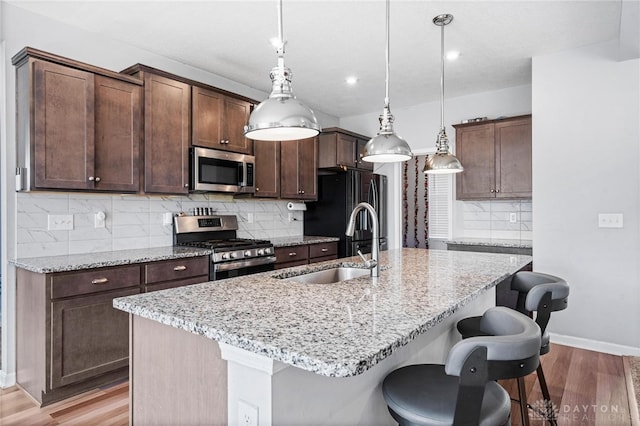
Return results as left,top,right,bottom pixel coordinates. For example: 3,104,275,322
114,248,532,378
269,235,340,247
446,238,533,249
11,246,212,274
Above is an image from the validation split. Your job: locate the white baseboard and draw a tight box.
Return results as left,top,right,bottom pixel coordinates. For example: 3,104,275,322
550,332,640,356
0,370,16,388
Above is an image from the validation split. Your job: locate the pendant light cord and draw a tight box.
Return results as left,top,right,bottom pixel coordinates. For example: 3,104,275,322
276,0,285,69
384,0,390,109
439,22,445,131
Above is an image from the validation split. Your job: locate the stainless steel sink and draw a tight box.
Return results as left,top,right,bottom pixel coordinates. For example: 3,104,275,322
283,267,370,284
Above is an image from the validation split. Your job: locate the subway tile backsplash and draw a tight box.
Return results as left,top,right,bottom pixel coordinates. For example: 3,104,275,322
16,192,304,258
458,200,532,241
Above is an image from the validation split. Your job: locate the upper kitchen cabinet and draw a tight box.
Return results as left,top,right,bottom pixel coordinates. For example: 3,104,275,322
192,86,253,155
12,48,142,192
318,128,373,171
253,140,280,198
280,137,318,200
454,115,532,200
122,65,190,194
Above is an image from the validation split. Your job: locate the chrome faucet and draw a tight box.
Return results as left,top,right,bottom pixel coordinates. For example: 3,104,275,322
345,202,379,277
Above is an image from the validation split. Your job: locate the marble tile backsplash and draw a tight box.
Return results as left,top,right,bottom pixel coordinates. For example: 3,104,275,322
458,200,532,241
16,192,304,258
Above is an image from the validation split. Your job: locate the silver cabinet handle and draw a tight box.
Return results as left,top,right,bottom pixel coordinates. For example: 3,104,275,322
173,265,187,271
288,252,297,256
91,277,109,284
321,248,328,252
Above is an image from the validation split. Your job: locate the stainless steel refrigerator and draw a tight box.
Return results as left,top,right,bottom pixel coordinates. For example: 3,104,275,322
304,171,387,258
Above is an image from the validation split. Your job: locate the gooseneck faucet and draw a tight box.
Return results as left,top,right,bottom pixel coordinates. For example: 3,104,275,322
345,202,380,277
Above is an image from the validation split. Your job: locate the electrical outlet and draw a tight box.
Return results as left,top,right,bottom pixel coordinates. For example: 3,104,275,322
162,212,174,226
509,212,518,223
48,214,74,231
288,213,294,222
94,211,106,228
247,213,254,224
238,400,258,426
598,213,623,228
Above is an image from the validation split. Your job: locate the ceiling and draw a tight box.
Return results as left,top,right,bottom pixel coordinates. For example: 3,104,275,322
8,0,625,118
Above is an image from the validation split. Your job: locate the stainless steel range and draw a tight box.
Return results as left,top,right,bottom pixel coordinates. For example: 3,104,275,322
173,214,275,280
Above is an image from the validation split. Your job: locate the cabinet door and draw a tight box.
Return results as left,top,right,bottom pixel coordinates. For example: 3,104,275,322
94,76,141,192
254,140,280,198
455,123,495,200
223,97,253,155
280,139,302,199
50,287,139,389
192,86,223,149
33,60,94,190
336,134,357,168
356,137,373,171
297,137,318,200
495,117,532,198
144,73,190,194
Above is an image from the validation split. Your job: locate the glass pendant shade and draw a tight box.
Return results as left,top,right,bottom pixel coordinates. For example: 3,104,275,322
424,14,463,174
244,0,320,141
362,106,412,162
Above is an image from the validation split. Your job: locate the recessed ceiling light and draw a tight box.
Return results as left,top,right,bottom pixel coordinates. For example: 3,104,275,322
345,76,359,85
446,50,460,60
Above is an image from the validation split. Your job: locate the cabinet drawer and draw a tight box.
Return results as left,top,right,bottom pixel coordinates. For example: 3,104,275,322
309,255,338,265
144,257,210,284
144,275,210,293
51,265,141,299
274,246,309,265
309,242,337,259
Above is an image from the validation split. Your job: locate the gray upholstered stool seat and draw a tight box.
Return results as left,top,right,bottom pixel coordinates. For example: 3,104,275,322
383,365,510,426
456,271,569,425
382,307,541,426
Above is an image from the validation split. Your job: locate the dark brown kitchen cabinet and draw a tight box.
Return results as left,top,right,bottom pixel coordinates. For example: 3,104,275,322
141,72,191,194
16,265,141,406
192,85,253,155
274,241,338,269
454,115,532,200
318,128,373,171
309,241,338,264
280,137,318,200
12,49,143,192
254,140,280,198
143,256,210,292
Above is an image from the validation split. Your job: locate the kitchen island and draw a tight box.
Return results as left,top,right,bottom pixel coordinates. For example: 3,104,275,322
114,248,532,425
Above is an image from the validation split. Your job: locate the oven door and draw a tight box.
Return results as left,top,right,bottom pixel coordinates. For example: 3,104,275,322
212,256,276,281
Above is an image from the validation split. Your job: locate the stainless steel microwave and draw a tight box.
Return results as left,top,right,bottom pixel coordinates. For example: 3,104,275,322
190,147,255,194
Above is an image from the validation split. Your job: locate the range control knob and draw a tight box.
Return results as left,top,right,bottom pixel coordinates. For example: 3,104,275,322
257,248,265,256
265,247,273,254
230,252,238,259
244,250,252,257
221,253,229,260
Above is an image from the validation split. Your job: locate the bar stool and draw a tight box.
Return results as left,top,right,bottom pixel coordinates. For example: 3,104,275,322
457,271,569,425
382,307,541,425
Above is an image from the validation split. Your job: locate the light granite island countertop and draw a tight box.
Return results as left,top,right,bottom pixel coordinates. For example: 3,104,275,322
114,248,531,425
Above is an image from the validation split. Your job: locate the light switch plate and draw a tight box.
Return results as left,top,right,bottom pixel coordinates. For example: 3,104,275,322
48,214,74,231
598,213,623,228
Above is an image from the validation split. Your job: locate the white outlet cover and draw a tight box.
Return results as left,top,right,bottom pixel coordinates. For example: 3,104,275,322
48,214,74,231
598,213,623,228
238,400,258,426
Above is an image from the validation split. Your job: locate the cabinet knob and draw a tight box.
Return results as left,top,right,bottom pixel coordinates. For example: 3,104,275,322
95,176,101,182
173,265,187,271
91,277,109,285
88,176,95,182
256,187,260,192
495,189,500,193
300,190,305,194
220,140,225,144
490,189,495,193
184,183,189,188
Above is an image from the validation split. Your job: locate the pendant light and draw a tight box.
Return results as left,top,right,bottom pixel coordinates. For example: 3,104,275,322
424,14,463,174
244,0,320,141
361,0,412,163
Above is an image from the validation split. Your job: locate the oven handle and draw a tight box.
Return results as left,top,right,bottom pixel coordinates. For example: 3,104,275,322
214,256,277,272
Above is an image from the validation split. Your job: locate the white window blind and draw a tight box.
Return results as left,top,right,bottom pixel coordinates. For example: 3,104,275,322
428,174,452,239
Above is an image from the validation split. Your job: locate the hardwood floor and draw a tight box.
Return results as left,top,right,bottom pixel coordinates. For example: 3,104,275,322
0,344,636,425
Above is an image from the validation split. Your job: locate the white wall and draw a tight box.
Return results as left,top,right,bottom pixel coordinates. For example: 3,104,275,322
533,41,640,353
0,2,338,384
340,85,532,249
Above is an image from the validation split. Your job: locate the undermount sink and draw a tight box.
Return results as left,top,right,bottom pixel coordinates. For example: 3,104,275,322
283,267,371,284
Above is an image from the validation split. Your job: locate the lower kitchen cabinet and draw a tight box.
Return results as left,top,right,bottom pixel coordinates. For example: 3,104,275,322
16,255,209,406
274,241,338,270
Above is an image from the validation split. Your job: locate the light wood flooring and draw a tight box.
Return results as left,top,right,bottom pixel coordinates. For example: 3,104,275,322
0,344,637,425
